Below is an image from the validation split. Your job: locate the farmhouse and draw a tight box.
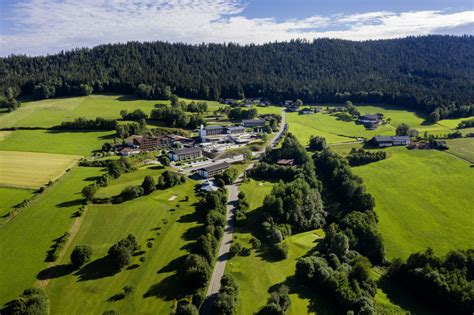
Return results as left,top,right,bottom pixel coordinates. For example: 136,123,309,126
197,162,230,179
168,147,203,161
299,108,314,115
371,135,411,147
124,135,144,147
276,159,294,166
408,129,419,138
241,119,266,128
119,147,141,156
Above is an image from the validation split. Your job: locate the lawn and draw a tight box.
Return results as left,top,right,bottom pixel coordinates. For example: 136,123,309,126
46,173,202,315
352,147,474,260
0,187,34,219
446,137,474,163
0,95,160,128
0,166,103,306
0,129,114,155
226,179,321,314
0,150,80,189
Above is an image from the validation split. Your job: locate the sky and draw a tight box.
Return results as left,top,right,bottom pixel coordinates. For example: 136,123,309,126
0,0,473,56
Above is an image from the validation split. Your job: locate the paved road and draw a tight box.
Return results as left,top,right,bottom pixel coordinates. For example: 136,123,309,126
201,109,286,313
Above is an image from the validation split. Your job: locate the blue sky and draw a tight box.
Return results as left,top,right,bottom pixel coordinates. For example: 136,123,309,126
0,0,473,56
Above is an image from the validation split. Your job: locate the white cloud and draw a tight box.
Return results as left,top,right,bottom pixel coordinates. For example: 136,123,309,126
0,0,473,56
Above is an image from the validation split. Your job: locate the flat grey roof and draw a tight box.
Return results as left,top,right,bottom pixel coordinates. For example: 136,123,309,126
205,125,226,130
170,147,203,155
199,162,230,173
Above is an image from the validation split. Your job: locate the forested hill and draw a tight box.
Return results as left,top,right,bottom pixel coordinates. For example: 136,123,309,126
1,35,473,120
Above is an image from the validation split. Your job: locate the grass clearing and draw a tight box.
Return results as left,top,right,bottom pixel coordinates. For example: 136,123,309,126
0,150,80,189
0,166,103,306
0,129,114,155
46,172,201,315
352,147,474,260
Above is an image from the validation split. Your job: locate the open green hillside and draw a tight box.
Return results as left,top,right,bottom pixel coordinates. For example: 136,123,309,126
0,167,103,305
46,170,201,315
352,147,474,259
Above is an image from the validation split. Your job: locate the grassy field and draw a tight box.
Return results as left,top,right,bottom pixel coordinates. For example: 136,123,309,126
0,187,34,219
352,147,474,260
46,171,201,315
0,129,114,155
0,95,160,128
446,138,474,163
0,150,80,189
0,166,103,306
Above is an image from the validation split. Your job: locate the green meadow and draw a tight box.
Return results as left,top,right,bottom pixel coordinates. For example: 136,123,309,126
352,147,474,260
0,166,103,306
0,95,160,128
0,129,114,156
0,187,34,219
46,170,201,315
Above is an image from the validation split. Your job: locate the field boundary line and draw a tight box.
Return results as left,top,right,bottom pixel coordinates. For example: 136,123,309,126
443,150,473,164
36,205,88,289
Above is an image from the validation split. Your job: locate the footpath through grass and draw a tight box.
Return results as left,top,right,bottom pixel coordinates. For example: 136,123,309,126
446,137,474,163
46,170,202,315
352,147,474,260
0,166,102,306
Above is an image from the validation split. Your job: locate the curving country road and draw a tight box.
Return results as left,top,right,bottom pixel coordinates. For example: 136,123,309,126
201,109,286,313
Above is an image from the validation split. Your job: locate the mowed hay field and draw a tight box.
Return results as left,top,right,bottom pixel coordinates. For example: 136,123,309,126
0,129,114,156
46,173,201,315
226,179,318,314
0,150,80,189
0,166,103,306
352,147,474,260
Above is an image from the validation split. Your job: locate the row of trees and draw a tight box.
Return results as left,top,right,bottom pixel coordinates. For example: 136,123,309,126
53,117,117,130
457,119,474,129
180,188,228,307
150,107,205,129
2,36,473,120
346,148,387,166
213,275,239,315
228,107,258,120
1,288,49,315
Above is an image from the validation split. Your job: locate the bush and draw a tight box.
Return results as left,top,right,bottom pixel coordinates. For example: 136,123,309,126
70,245,93,267
175,303,199,315
309,135,327,151
271,243,289,260
229,242,242,258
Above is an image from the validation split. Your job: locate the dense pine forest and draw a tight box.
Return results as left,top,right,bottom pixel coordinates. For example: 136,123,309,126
1,35,473,120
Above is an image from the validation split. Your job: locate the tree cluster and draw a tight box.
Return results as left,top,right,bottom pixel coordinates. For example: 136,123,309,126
387,248,474,314
213,275,239,315
309,135,327,151
214,168,238,187
1,288,49,315
120,109,147,121
235,191,250,226
70,245,93,267
260,285,292,315
457,119,474,129
150,107,205,129
157,171,186,189
228,107,258,120
346,148,386,166
107,234,139,269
